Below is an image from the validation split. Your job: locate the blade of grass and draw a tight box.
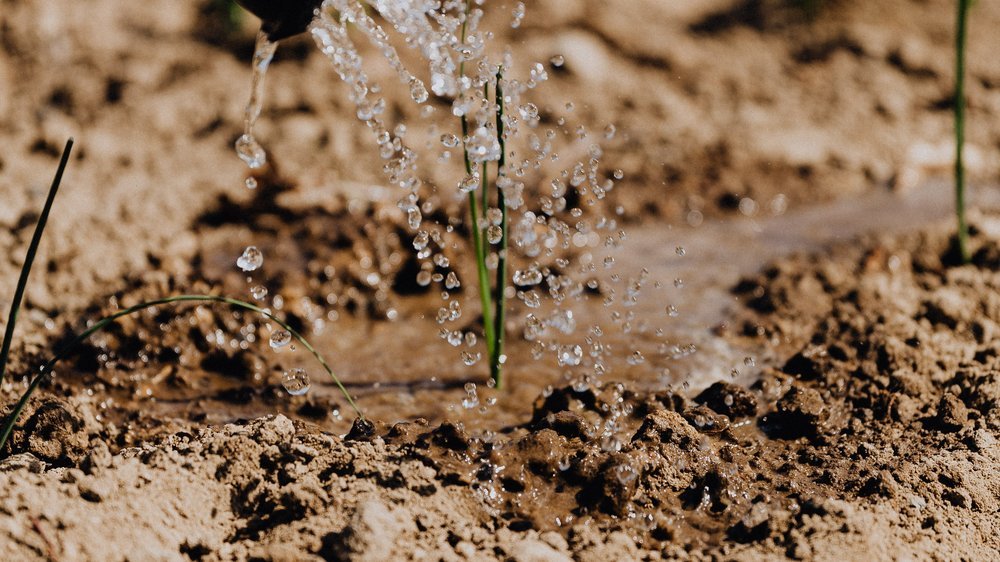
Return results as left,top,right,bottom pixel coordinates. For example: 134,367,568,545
459,1,496,370
0,139,74,390
491,70,507,389
955,0,972,263
0,294,362,454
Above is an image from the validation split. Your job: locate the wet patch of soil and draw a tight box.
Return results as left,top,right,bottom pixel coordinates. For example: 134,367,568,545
3,218,999,559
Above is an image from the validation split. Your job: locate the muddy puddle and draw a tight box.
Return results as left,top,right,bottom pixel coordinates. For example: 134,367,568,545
44,177,998,441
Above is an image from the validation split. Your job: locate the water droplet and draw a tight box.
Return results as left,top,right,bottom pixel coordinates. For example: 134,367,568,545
520,290,540,308
235,134,267,169
511,2,526,28
251,285,268,301
459,174,480,193
281,368,310,395
440,133,459,148
513,267,543,286
413,231,430,251
461,351,481,367
236,246,263,272
558,344,583,366
486,207,503,225
550,54,565,67
487,225,503,244
409,78,429,103
612,169,624,180
445,272,461,289
603,124,617,140
462,381,479,407
270,329,292,349
627,350,645,365
675,246,685,256
407,207,422,229
245,177,258,190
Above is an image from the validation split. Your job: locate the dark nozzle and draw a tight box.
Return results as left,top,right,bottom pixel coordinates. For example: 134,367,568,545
235,0,324,41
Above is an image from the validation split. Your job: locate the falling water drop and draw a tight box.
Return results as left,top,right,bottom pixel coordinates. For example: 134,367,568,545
461,351,481,367
511,2,526,28
269,329,292,349
557,345,583,366
236,246,263,272
281,368,311,395
459,174,480,193
513,268,543,286
409,78,429,103
407,207,422,229
487,225,503,244
462,382,479,408
235,135,267,170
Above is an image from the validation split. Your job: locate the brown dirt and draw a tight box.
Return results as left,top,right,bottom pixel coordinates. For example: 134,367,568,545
1,0,999,560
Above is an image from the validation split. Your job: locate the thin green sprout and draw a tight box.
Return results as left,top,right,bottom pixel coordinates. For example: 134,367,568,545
0,294,362,454
458,2,499,385
955,0,971,263
492,70,508,389
0,139,74,390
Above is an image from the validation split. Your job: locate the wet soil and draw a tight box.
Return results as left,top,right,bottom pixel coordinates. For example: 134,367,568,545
1,0,1000,560
4,214,1000,559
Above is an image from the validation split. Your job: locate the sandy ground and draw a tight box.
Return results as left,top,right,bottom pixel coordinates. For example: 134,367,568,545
1,0,999,560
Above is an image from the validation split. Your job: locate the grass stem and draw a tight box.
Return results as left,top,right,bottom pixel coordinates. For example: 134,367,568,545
491,70,507,389
458,1,497,376
955,0,971,263
0,139,73,390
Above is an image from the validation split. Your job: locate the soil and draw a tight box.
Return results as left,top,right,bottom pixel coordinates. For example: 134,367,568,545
1,0,999,560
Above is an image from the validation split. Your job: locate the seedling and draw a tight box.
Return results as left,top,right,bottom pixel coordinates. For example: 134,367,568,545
459,70,509,389
0,140,361,456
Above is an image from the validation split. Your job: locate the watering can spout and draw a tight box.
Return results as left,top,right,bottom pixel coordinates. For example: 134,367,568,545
234,0,325,41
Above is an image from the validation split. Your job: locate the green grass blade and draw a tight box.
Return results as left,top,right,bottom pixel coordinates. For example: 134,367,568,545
458,1,496,373
0,294,361,454
0,139,74,389
955,0,971,263
491,70,508,389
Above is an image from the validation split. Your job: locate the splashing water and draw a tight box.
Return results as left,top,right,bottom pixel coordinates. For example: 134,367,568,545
235,31,277,170
231,0,693,392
